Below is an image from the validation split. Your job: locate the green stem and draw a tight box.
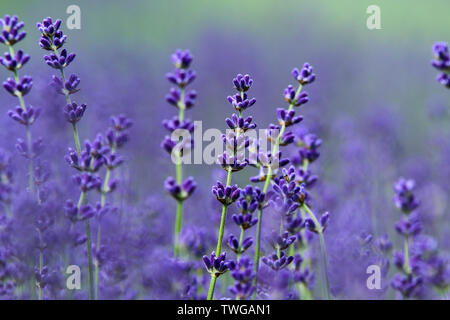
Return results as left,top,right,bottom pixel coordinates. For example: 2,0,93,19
52,48,81,156
85,219,94,300
236,227,245,261
207,274,217,300
173,88,186,257
404,235,411,274
207,168,232,300
8,45,35,194
252,84,303,293
173,154,184,257
78,191,94,299
38,231,44,300
174,200,183,257
277,216,284,257
303,204,331,300
72,123,81,155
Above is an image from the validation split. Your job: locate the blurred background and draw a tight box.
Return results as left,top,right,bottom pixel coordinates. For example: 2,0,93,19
0,0,448,299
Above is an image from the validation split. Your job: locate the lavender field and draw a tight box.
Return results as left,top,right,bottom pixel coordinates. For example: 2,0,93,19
0,0,448,300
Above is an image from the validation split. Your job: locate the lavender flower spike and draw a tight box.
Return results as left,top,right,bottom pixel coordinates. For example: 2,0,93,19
0,15,36,195
162,50,197,258
207,73,256,300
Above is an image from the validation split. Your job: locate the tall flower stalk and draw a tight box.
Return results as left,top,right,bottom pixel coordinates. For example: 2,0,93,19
204,74,256,300
0,15,37,195
249,64,330,297
0,15,45,300
37,17,95,299
94,115,132,299
163,50,197,257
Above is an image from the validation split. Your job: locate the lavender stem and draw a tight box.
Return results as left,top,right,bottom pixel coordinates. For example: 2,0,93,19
253,83,303,289
7,44,35,194
207,167,233,300
303,203,331,300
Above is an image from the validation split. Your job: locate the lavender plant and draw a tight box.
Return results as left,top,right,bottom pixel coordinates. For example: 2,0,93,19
37,17,96,299
390,178,449,299
431,42,450,89
163,50,197,257
0,15,37,195
204,74,257,300
249,64,331,299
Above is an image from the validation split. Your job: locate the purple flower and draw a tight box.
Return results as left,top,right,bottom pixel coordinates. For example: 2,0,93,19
43,49,75,69
395,215,422,237
0,50,30,71
171,49,193,69
73,172,102,192
162,117,195,133
3,76,32,96
232,74,253,92
64,102,86,124
104,153,124,170
229,257,256,299
225,113,256,132
393,177,420,213
51,74,81,95
166,69,196,88
227,93,256,112
165,88,197,109
284,85,309,106
37,17,66,50
164,177,196,202
8,106,41,126
431,42,450,71
292,63,316,85
277,108,303,127
232,212,258,230
437,73,450,88
203,251,235,277
376,234,393,252
391,274,423,298
305,212,329,233
296,133,322,163
262,252,294,271
64,200,96,222
111,114,133,132
212,182,240,205
270,231,296,251
227,234,253,254
236,185,265,214
0,15,26,46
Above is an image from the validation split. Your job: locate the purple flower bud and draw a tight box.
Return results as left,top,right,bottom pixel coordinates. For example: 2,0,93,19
203,251,235,277
64,102,86,124
232,74,253,92
0,50,30,71
292,63,316,85
3,76,32,97
262,252,294,271
165,176,196,202
171,49,193,69
0,15,26,46
227,93,256,112
393,177,420,213
8,105,40,126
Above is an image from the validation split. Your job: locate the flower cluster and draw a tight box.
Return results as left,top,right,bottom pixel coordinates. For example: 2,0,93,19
162,51,197,256
390,178,449,298
37,17,83,116
0,15,41,194
431,42,450,88
229,257,256,299
203,252,235,277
